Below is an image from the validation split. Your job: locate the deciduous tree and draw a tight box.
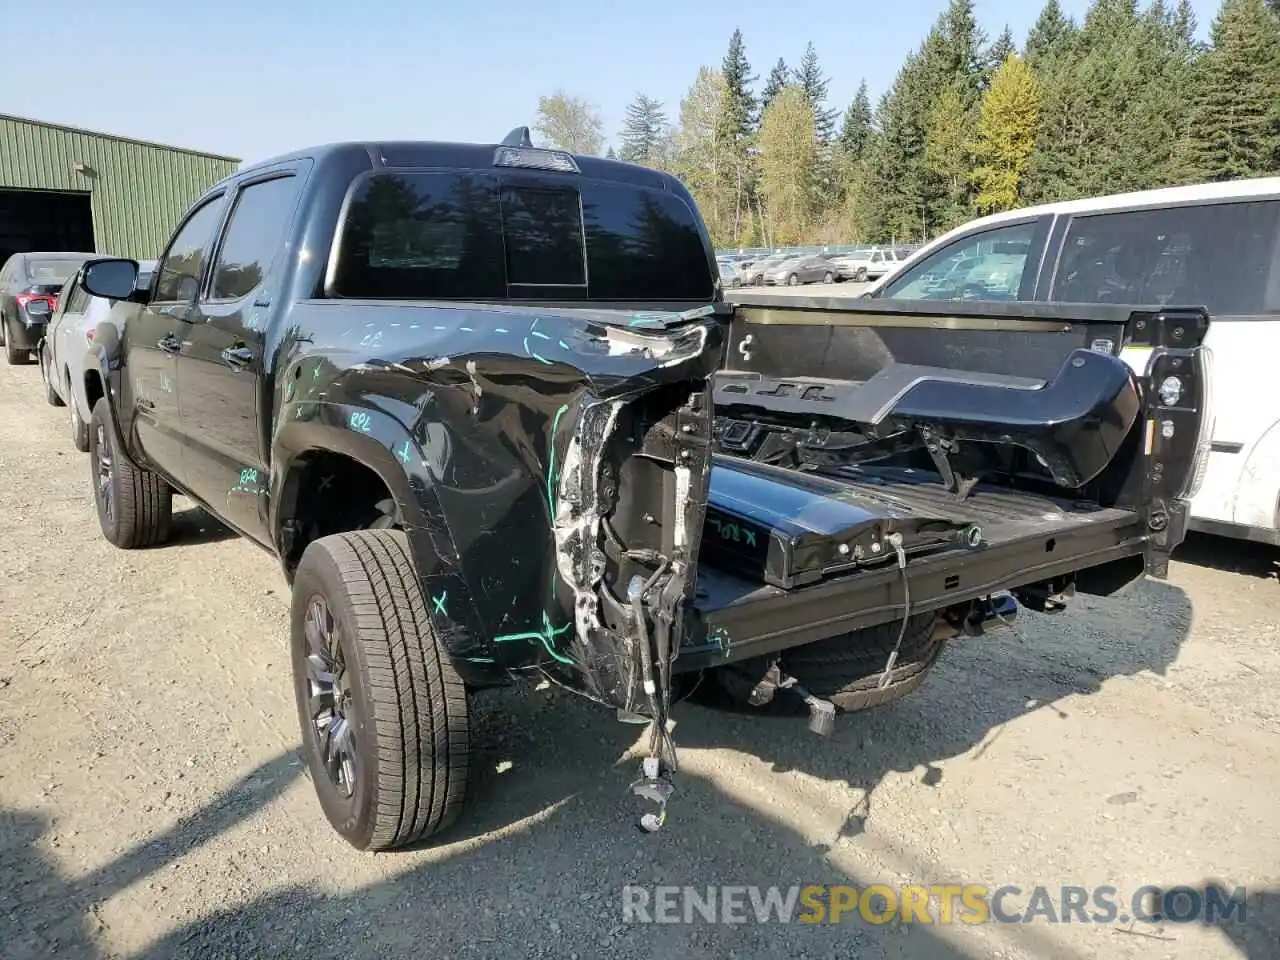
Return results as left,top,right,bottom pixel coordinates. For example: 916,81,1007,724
534,92,604,155
758,85,817,244
971,55,1042,212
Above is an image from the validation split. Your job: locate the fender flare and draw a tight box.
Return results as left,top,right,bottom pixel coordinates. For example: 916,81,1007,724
272,403,505,685
89,347,129,457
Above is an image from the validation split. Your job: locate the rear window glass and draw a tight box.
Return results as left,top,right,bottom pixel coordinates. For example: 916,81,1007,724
28,259,84,284
1052,200,1280,315
332,172,713,301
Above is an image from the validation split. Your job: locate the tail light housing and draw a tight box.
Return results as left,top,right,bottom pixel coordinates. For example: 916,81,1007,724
16,293,57,314
1123,308,1213,504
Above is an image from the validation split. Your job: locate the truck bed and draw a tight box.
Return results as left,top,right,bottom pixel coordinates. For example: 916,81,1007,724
665,295,1213,671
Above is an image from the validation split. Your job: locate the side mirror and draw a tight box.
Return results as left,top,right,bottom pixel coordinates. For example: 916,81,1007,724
82,258,140,301
25,299,51,317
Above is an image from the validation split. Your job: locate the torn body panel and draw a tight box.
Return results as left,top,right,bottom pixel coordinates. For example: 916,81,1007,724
270,301,725,710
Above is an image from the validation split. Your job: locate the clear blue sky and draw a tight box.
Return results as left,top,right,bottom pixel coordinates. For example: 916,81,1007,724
8,0,1221,167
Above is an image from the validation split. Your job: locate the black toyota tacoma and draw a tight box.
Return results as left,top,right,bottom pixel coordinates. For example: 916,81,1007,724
78,130,1212,850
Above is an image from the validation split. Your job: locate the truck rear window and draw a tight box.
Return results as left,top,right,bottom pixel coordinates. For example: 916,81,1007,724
332,172,714,301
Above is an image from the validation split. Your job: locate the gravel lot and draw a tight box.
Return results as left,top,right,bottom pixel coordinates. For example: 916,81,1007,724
2,352,1279,960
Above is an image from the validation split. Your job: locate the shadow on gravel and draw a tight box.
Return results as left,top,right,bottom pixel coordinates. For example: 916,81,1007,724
1206,887,1280,959
167,507,238,547
1173,532,1279,580
0,579,1196,960
0,752,302,960
678,575,1194,842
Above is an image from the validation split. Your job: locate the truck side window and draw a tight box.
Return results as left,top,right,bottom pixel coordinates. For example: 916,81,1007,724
501,186,586,287
884,221,1038,301
210,175,302,301
1051,200,1280,316
333,173,506,299
154,198,225,303
580,182,713,300
65,283,90,314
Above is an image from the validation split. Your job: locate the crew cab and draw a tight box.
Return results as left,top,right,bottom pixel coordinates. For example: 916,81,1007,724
78,131,1211,852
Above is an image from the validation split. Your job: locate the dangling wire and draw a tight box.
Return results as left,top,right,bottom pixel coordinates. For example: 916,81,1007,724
877,533,912,690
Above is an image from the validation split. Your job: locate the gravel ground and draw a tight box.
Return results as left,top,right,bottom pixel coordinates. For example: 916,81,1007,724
2,356,1279,960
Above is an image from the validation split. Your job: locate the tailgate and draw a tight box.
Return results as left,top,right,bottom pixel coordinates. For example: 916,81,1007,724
711,296,1213,574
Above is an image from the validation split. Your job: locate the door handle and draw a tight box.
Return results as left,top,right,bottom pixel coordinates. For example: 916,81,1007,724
221,345,256,369
157,334,182,356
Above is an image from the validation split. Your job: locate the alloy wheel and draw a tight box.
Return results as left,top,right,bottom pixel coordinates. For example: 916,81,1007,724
95,424,113,522
303,596,357,797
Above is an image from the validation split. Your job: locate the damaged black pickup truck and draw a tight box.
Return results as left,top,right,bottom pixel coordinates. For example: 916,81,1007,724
78,130,1212,850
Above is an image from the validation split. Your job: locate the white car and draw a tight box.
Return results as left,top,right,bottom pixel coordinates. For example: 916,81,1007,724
832,246,908,283
40,259,156,451
864,175,1280,548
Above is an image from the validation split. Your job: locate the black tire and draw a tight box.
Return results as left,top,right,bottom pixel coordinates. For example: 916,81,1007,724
42,350,64,406
703,614,942,715
823,272,834,284
292,530,471,852
88,398,172,548
70,401,90,452
782,614,942,712
855,267,868,283
787,273,799,286
5,327,28,365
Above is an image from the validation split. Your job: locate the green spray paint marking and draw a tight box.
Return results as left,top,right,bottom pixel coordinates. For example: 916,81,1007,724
709,626,731,656
395,440,412,464
706,516,758,549
546,403,569,516
465,656,496,663
493,611,574,666
432,590,448,616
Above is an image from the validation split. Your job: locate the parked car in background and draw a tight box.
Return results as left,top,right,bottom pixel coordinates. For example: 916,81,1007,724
741,255,792,285
718,260,743,288
866,175,1280,549
40,259,157,451
834,246,908,283
0,251,95,364
761,254,837,286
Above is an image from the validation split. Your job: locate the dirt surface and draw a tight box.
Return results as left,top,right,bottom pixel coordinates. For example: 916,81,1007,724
2,357,1279,960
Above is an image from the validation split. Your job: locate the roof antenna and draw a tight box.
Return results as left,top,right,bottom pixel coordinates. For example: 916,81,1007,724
501,126,534,148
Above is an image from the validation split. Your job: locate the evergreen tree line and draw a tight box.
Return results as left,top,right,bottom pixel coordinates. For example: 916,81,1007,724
533,0,1280,248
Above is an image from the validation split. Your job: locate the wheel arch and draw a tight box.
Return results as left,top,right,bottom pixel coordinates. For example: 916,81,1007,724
271,410,503,687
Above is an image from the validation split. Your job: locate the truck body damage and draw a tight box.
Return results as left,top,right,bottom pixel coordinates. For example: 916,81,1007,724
274,302,726,717
276,296,1210,748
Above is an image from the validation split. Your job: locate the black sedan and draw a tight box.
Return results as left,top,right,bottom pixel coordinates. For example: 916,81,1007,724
0,251,95,364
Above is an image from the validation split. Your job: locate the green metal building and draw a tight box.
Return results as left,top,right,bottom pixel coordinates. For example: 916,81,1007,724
0,114,239,264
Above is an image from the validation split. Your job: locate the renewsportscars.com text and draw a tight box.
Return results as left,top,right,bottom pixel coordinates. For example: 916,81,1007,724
621,884,1248,927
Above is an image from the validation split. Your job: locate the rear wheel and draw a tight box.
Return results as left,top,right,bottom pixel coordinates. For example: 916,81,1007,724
292,530,471,851
88,398,172,548
782,615,941,712
41,350,63,406
703,614,942,714
823,271,834,284
70,401,90,452
787,273,799,286
855,267,868,283
5,324,27,365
